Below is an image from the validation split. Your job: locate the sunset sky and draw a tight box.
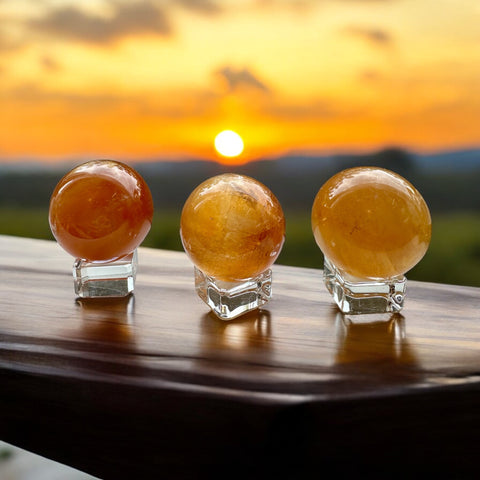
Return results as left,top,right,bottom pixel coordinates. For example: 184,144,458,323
0,0,479,164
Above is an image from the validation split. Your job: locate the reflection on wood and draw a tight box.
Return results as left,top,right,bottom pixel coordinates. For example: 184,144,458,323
76,296,135,344
1,235,480,478
335,313,418,365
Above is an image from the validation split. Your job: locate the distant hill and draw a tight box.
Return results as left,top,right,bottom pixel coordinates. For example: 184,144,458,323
415,148,480,171
0,147,479,213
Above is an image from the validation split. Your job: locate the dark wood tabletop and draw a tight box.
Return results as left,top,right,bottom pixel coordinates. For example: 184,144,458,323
1,235,480,479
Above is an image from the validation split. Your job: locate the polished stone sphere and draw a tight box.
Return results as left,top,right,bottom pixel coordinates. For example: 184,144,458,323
180,174,285,282
49,160,153,262
311,167,431,279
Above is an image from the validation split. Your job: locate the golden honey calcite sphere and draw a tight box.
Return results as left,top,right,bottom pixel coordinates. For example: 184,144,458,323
180,174,285,282
49,160,153,262
312,167,431,280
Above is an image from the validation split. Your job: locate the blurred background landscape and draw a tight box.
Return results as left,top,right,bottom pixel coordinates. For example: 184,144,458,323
1,148,479,287
0,0,479,287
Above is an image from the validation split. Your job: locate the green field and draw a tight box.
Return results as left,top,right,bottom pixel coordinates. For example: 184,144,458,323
1,207,479,287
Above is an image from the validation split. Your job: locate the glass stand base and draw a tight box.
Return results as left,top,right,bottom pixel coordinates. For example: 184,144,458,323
323,257,406,314
73,250,137,298
194,267,272,320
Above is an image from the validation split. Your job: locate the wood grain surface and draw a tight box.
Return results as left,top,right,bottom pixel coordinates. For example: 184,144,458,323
1,235,479,479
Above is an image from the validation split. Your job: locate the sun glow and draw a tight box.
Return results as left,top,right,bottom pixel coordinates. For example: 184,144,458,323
214,130,244,158
0,1,478,162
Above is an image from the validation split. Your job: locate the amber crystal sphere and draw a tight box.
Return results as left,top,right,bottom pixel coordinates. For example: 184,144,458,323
49,160,153,262
180,174,285,282
311,167,431,280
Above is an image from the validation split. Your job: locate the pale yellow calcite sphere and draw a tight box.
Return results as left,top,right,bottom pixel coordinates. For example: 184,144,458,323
180,174,285,282
311,167,431,280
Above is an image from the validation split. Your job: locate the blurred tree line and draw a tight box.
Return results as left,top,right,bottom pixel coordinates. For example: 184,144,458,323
0,148,479,286
0,148,479,214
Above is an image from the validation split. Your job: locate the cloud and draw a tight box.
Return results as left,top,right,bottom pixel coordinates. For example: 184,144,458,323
266,100,363,121
8,83,120,105
216,66,271,93
0,24,24,52
339,0,395,2
254,0,394,12
6,82,220,119
359,69,384,82
344,26,393,46
39,54,60,72
0,32,11,51
29,2,172,44
254,0,318,12
175,0,222,15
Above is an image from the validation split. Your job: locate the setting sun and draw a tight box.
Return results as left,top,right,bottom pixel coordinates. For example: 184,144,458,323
214,130,244,158
0,1,479,163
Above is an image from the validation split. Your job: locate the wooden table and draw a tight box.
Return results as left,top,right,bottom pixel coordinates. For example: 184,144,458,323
1,235,479,479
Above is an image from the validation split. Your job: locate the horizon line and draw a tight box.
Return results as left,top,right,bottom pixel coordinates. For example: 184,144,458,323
0,143,480,167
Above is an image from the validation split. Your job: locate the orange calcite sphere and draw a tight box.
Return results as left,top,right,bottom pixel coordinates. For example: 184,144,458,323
49,160,153,262
312,167,431,279
180,174,285,282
